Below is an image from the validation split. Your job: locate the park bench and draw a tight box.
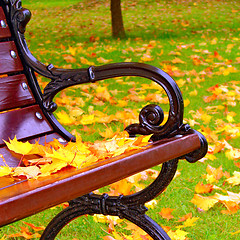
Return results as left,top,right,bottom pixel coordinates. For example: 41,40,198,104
0,1,208,239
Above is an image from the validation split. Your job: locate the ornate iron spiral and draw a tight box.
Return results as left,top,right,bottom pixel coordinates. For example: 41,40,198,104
139,104,164,129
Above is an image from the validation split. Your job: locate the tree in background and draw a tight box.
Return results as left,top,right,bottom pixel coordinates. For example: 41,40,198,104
110,0,126,38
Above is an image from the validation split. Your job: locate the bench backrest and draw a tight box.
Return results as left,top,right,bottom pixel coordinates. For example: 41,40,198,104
0,3,70,167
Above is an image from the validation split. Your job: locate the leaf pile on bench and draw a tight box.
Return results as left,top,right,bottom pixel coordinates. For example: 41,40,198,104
1,132,152,179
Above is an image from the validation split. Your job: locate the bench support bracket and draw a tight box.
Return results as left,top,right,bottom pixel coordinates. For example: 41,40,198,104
40,159,178,240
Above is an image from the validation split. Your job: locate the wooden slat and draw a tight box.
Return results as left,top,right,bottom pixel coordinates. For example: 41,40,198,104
0,41,23,74
0,105,53,146
0,132,201,227
0,74,35,111
0,7,11,39
0,133,67,168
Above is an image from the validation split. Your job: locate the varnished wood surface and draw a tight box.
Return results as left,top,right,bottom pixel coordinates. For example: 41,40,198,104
0,7,11,39
0,41,23,74
0,74,35,111
0,105,53,146
0,132,201,227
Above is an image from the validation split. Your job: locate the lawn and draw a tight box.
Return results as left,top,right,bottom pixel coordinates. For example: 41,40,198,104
0,0,240,239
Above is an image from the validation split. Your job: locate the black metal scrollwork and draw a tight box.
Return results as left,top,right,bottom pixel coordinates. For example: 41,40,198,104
40,159,178,240
126,104,164,137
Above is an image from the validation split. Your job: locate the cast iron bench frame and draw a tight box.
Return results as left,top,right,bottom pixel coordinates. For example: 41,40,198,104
0,0,207,239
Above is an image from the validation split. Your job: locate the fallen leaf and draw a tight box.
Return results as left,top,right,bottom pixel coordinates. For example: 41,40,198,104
195,182,214,194
159,208,175,221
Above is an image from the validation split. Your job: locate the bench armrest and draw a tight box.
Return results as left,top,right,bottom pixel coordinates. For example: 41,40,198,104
9,4,207,163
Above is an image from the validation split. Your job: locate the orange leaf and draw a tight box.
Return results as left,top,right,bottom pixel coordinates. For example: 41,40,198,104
195,182,213,194
102,237,116,240
99,127,116,139
177,213,192,222
158,208,175,221
109,179,133,195
63,54,76,63
23,222,45,232
221,201,240,215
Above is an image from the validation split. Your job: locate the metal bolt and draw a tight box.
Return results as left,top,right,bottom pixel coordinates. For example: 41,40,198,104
22,82,28,90
36,112,43,120
0,20,7,28
10,50,17,59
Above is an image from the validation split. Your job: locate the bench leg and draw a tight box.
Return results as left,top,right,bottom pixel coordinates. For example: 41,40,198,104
40,159,178,240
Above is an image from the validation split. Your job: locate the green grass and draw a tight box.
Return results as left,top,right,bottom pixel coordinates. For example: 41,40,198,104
1,0,240,239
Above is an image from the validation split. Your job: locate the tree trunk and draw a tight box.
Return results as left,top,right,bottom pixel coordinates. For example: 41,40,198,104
110,0,126,39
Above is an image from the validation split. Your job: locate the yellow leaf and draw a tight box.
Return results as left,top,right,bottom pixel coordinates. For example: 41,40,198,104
167,229,188,240
4,136,33,155
177,217,199,228
191,194,218,211
56,110,75,125
79,114,95,125
0,166,12,177
195,182,213,194
231,229,240,235
171,57,185,64
80,57,94,65
145,199,158,209
40,161,68,176
226,171,240,186
184,99,190,107
100,127,116,139
97,57,112,64
141,53,154,62
189,89,198,96
68,47,77,56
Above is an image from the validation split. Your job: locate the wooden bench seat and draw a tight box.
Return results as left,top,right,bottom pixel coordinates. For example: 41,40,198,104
0,132,201,228
0,1,207,239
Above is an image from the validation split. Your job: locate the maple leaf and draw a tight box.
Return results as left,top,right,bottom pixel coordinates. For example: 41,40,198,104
226,171,240,186
167,229,188,240
204,165,226,183
109,179,133,195
177,213,192,222
63,54,76,63
23,222,45,232
79,114,95,125
177,217,199,229
190,194,218,211
13,166,41,179
4,136,33,155
56,110,75,125
0,166,12,177
141,53,154,62
102,236,116,240
93,215,122,226
171,57,185,64
158,208,175,221
80,57,94,65
221,201,240,215
39,161,68,176
97,57,112,64
184,99,190,107
195,182,214,194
